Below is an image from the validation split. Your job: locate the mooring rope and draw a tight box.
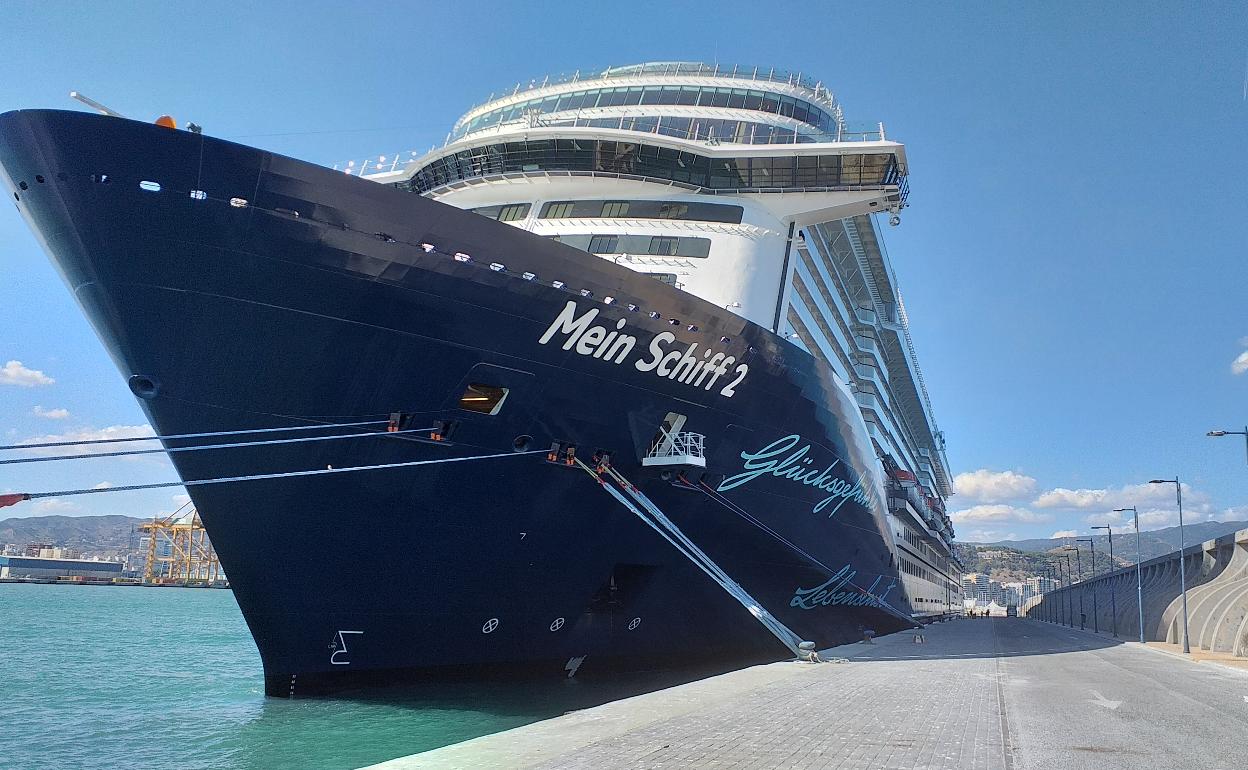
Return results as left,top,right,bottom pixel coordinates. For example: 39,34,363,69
0,427,437,465
0,419,390,451
2,449,548,504
575,458,808,656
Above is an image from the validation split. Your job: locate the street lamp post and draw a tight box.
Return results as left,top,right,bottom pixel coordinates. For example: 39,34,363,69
1052,560,1065,625
1065,546,1085,629
1058,553,1074,627
1045,567,1055,623
1149,477,1190,654
1091,524,1118,638
1114,506,1145,643
1206,426,1248,465
1077,538,1099,633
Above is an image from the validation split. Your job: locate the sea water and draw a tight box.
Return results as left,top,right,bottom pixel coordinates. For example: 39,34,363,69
0,583,688,770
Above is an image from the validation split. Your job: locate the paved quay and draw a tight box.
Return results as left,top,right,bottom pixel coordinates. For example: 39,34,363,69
364,618,1248,770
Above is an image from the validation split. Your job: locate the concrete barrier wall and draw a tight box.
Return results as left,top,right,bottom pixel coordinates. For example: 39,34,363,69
1023,529,1248,657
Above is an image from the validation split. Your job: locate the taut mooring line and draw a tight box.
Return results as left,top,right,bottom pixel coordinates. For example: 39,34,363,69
1,449,549,505
0,419,390,452
0,427,437,465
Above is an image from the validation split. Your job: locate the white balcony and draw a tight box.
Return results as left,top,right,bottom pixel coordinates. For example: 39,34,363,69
643,431,707,468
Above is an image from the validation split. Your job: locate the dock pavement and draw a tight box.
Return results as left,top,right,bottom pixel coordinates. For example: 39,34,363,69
363,617,1248,769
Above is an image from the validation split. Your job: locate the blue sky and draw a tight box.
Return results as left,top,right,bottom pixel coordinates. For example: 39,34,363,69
1,1,1245,542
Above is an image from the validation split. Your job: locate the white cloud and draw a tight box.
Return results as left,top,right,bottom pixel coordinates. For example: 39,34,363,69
1234,350,1248,376
1033,482,1196,511
1,360,54,387
951,504,1053,524
953,469,1037,502
1050,530,1078,538
20,425,155,456
32,498,77,513
960,528,1020,543
91,482,113,490
171,493,191,506
32,405,70,419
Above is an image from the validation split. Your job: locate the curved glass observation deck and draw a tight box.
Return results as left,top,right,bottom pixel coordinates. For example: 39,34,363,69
404,138,903,197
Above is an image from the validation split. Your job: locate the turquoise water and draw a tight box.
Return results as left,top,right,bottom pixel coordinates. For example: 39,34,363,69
0,584,684,770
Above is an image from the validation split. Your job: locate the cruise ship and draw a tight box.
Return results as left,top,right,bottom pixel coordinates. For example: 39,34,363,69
0,62,961,696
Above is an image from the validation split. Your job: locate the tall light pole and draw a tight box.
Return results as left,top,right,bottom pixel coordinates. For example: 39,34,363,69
1091,524,1118,637
1206,427,1248,465
1077,538,1099,633
1114,506,1145,643
1149,477,1190,654
1058,553,1074,626
1065,545,1085,629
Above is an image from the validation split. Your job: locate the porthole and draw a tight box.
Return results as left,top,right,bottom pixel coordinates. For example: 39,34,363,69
18,181,28,190
139,180,161,192
35,175,45,184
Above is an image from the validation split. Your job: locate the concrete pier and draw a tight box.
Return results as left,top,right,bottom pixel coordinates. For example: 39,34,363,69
362,618,1248,769
1026,527,1248,657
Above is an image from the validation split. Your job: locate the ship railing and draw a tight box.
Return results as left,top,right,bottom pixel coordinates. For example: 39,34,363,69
449,114,888,147
467,62,837,114
642,430,706,468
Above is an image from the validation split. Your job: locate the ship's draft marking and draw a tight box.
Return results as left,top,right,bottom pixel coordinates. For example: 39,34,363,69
549,617,565,631
628,617,642,631
482,617,500,634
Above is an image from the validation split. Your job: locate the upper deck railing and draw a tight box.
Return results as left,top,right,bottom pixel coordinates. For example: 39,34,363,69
337,118,893,177
469,62,837,115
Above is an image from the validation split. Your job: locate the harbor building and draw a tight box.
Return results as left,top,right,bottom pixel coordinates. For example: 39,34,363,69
0,555,123,580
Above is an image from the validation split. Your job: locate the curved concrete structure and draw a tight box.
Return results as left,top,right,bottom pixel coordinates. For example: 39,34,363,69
1025,529,1248,659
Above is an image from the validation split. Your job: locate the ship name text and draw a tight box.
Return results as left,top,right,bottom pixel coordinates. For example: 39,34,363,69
718,435,874,516
538,300,748,398
790,565,896,610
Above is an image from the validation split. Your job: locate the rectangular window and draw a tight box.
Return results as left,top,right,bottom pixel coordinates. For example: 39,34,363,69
541,201,576,219
497,203,530,222
657,202,689,219
648,236,679,256
677,238,711,258
600,201,630,218
588,235,620,253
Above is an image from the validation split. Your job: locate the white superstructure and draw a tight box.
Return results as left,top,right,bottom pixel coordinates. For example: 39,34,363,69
364,62,960,615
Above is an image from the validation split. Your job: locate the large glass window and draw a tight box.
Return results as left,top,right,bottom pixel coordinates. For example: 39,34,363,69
469,202,532,221
544,202,575,218
408,140,900,196
551,233,713,259
539,199,743,223
588,234,619,253
648,236,678,256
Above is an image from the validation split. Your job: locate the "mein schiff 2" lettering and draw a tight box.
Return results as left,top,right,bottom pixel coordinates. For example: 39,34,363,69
537,300,749,398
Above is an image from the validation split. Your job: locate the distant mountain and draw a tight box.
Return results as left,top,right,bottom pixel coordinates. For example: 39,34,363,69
0,514,148,553
977,520,1247,562
955,520,1248,583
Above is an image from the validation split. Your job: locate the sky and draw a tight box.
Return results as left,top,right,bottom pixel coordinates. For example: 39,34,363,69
0,1,1245,543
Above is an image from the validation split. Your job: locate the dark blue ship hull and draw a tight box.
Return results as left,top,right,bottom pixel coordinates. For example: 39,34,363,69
0,110,915,697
